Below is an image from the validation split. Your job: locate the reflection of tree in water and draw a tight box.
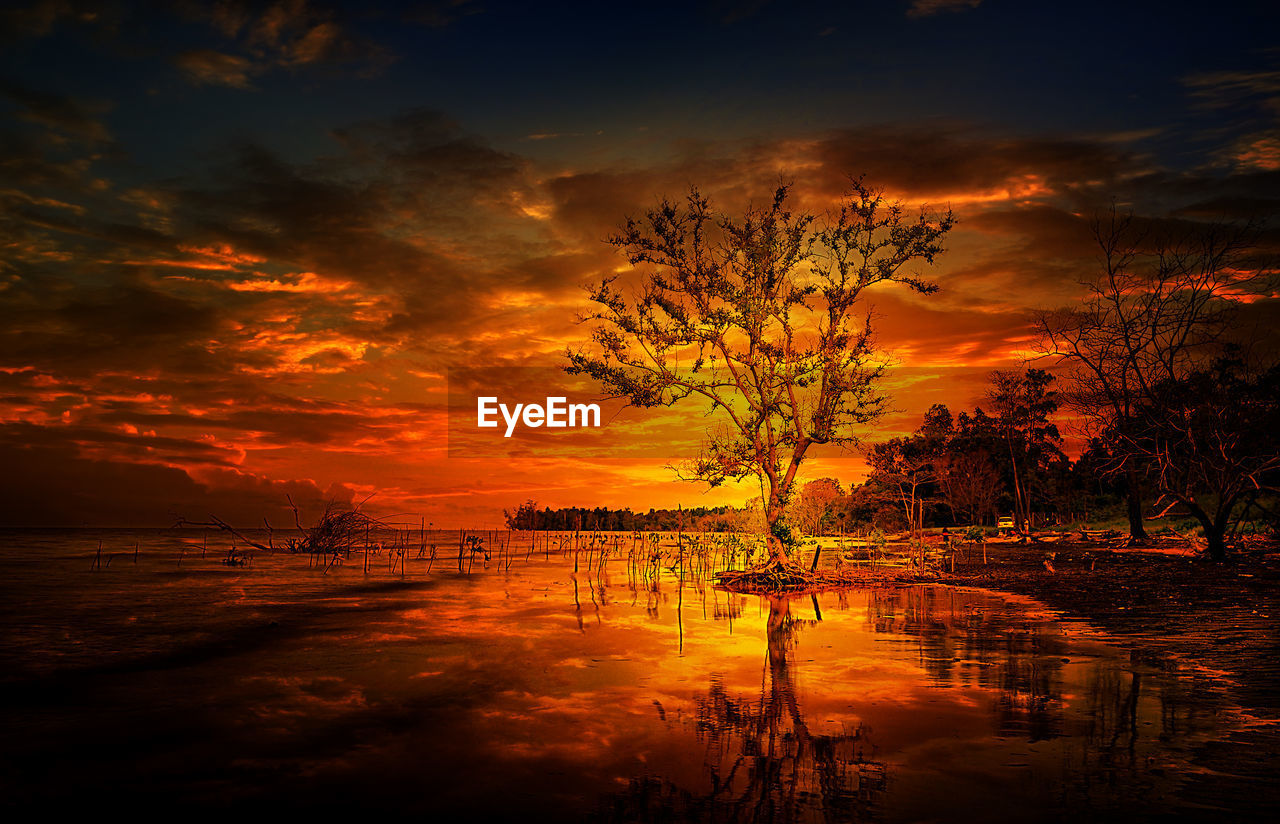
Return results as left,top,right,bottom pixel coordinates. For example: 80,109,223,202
593,596,887,823
866,587,1067,740
593,585,1228,822
1058,661,1224,815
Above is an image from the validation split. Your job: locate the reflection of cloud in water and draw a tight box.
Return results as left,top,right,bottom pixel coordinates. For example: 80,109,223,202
241,675,370,735
0,542,1246,819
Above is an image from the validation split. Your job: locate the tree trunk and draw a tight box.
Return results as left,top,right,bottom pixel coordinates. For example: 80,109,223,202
1124,464,1148,542
1005,430,1026,533
765,495,789,565
1204,525,1226,561
1185,501,1228,562
1207,505,1236,562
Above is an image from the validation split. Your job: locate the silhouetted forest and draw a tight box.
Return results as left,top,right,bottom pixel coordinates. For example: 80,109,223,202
507,366,1279,544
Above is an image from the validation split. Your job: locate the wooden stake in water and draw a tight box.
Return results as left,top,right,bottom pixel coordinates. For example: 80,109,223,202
677,510,684,655
677,506,683,578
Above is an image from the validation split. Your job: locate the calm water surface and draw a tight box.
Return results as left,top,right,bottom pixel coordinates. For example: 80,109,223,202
0,529,1249,820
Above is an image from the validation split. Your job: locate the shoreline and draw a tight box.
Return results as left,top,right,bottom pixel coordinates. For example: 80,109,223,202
949,539,1280,815
943,540,1280,714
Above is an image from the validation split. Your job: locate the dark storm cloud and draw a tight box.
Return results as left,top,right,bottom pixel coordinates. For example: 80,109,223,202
174,141,452,288
0,433,355,527
494,250,611,298
91,397,425,446
0,128,94,190
6,203,175,254
167,110,531,283
804,125,1145,201
150,117,543,351
537,127,1135,308
959,205,1106,298
0,420,239,465
336,110,525,182
0,274,235,378
543,170,662,245
1,97,548,370
0,0,116,43
540,153,791,250
1,1,395,82
1173,193,1280,221
59,285,219,339
9,103,1268,385
906,0,982,19
537,123,1280,373
539,125,1149,249
0,79,113,143
1184,66,1280,110
173,48,257,88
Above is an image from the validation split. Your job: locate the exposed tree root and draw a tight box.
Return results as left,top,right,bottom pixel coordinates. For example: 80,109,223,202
714,557,939,594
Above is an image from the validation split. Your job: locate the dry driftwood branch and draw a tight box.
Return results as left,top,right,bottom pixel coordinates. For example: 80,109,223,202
175,499,392,557
173,515,273,552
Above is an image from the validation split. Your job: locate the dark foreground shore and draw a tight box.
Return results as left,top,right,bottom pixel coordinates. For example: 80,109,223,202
950,539,1280,814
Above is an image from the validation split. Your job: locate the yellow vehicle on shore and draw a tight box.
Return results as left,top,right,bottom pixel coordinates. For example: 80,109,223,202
997,515,1015,535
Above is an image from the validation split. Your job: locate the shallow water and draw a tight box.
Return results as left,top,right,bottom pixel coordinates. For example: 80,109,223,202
0,529,1248,820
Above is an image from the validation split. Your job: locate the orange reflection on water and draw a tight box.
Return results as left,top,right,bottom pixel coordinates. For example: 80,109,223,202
0,531,1246,820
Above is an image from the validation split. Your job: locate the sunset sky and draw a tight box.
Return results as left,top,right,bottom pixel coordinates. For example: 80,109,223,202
1,0,1278,527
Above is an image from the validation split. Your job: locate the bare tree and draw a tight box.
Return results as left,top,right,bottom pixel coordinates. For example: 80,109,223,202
1141,355,1280,559
1037,207,1273,553
566,180,954,570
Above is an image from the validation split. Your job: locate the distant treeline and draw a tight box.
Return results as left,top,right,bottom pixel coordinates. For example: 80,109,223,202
502,501,748,533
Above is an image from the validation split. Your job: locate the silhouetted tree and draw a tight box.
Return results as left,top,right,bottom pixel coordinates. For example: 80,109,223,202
503,498,539,530
985,369,1064,533
939,449,1002,526
1138,355,1280,559
566,180,954,568
1036,208,1271,543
